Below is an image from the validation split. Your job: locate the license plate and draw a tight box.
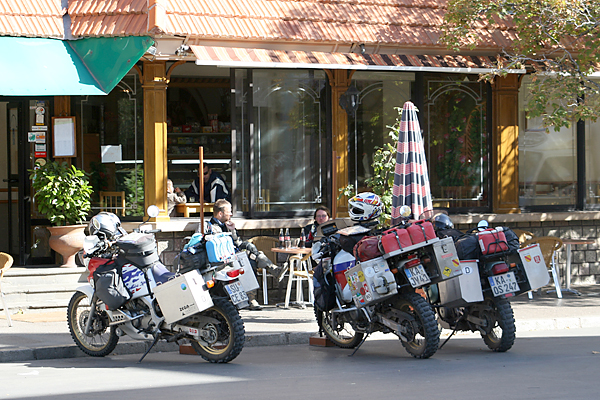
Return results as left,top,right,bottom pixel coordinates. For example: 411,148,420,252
488,272,520,296
225,281,248,305
404,264,431,288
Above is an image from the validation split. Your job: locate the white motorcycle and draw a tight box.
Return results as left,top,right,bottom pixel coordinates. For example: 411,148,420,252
67,206,258,363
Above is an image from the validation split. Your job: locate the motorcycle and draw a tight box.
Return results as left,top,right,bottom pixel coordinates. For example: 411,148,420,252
312,205,441,359
426,215,550,352
67,205,256,363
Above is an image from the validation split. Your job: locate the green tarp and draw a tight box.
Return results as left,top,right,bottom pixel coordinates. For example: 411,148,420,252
0,36,152,96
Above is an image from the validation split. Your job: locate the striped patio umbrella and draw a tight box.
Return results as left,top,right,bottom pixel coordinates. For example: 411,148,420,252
390,101,433,225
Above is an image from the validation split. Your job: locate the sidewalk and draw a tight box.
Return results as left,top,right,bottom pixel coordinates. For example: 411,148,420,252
1,284,599,363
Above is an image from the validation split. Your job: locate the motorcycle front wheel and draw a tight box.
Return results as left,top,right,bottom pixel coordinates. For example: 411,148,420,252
189,298,245,363
393,292,440,359
476,295,516,352
315,307,364,348
67,291,119,357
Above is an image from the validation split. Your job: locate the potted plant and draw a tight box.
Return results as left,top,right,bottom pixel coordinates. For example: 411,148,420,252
29,161,93,267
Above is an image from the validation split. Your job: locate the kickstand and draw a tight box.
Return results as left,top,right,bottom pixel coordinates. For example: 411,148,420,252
349,333,370,357
138,333,160,363
438,314,465,350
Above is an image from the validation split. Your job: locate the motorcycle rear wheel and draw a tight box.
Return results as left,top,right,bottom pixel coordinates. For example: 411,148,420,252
315,308,364,348
67,291,119,357
189,298,245,363
394,292,440,359
478,295,515,352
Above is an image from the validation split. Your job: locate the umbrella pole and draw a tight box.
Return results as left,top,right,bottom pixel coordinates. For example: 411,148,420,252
199,146,204,232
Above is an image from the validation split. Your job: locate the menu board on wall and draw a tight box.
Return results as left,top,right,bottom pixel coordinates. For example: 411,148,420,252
52,117,76,157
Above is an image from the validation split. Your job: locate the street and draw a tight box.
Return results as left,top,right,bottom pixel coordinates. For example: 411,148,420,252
0,329,598,400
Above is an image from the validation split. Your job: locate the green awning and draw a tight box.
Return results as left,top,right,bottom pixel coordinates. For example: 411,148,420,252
0,36,152,96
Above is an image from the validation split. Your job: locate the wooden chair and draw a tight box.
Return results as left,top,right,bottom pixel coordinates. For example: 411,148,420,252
512,229,536,245
284,253,314,309
521,236,563,299
247,236,281,305
99,191,126,216
0,252,14,327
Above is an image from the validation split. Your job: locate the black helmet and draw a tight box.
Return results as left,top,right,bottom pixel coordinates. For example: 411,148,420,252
89,212,126,240
433,214,454,230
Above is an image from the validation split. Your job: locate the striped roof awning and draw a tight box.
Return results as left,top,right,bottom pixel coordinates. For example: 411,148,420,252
191,45,525,74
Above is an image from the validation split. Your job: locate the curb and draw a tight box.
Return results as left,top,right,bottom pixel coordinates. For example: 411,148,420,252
515,316,600,332
0,331,317,363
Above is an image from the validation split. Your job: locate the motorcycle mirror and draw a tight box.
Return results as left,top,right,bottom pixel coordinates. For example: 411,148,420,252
477,220,489,231
147,205,160,218
400,205,411,218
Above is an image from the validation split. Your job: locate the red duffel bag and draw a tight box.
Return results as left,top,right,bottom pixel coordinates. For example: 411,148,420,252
353,236,383,262
477,228,509,255
407,220,436,245
381,227,412,254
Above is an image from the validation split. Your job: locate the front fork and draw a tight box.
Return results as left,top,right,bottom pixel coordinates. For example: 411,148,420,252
83,294,98,336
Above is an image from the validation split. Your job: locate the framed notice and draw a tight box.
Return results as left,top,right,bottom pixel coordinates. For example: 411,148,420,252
52,117,76,157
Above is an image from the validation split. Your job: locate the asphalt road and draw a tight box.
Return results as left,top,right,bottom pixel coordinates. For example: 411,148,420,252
1,328,598,400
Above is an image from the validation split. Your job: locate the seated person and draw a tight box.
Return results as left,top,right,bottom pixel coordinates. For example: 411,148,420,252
167,179,186,217
302,205,331,248
184,162,231,203
198,199,283,310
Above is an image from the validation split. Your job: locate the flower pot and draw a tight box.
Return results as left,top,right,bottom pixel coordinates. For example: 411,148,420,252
47,225,87,268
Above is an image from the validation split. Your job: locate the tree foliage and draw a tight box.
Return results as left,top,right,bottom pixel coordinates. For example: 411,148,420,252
441,0,600,130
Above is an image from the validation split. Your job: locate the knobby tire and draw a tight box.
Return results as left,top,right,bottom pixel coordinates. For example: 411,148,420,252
67,291,119,357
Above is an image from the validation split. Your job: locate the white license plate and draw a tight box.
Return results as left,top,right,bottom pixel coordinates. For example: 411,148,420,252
488,272,520,296
225,281,248,305
405,264,431,288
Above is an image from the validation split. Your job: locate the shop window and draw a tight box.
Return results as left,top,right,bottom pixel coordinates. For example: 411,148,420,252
519,76,576,209
74,73,144,216
235,69,328,216
166,78,232,202
424,77,488,210
347,72,414,192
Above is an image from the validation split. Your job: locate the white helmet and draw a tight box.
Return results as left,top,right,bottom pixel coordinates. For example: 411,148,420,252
89,212,126,240
348,192,383,221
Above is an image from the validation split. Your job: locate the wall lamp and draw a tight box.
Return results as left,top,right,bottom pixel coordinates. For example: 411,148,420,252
339,84,360,116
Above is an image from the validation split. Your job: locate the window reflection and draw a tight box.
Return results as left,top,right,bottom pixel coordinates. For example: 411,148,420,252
519,76,576,208
248,70,327,214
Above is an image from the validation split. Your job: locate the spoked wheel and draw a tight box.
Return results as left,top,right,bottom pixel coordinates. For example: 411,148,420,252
315,307,364,348
67,291,119,357
476,295,516,352
189,298,245,363
393,292,440,359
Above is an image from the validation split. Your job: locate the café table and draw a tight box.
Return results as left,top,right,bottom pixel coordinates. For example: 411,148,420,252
560,238,595,296
176,202,214,217
271,247,313,308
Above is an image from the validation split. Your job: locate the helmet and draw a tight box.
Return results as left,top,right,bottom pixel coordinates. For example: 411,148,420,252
348,192,383,221
89,212,126,240
433,213,454,230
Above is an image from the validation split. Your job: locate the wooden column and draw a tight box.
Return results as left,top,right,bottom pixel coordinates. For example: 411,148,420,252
54,96,70,117
327,69,353,217
142,60,169,221
492,75,521,214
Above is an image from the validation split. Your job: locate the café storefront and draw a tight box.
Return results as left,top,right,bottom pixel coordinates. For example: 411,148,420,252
3,50,600,283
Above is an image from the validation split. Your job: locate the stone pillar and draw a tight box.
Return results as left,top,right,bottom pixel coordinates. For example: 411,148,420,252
142,60,169,221
492,75,521,214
